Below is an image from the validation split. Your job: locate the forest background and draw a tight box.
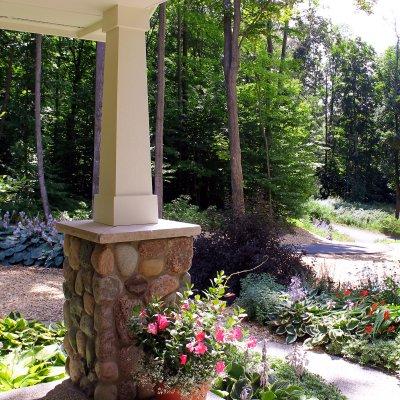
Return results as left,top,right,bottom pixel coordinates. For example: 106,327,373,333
0,0,399,225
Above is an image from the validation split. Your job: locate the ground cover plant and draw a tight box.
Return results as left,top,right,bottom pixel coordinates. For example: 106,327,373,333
212,342,346,400
237,274,400,372
0,212,64,268
304,198,400,238
0,313,66,391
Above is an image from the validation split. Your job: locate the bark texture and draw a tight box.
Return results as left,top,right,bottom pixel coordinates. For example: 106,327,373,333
223,0,245,217
34,34,50,220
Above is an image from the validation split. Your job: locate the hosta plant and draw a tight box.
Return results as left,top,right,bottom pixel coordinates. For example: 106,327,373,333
0,313,65,355
0,345,66,391
0,212,64,268
130,272,256,398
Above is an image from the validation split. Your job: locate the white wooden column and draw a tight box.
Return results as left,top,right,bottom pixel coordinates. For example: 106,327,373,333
93,5,158,226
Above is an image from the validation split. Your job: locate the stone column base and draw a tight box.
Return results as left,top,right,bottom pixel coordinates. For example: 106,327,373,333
56,220,201,400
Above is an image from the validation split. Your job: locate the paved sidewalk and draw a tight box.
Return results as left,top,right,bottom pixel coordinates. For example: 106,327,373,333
263,340,400,400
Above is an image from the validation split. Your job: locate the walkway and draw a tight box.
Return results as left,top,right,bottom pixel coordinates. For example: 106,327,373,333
261,340,400,400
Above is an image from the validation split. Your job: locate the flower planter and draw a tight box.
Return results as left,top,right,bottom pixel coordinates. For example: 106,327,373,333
155,382,211,400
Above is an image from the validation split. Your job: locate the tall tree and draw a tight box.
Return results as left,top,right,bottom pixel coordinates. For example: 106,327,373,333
223,0,245,217
34,34,50,219
154,3,167,218
92,41,105,206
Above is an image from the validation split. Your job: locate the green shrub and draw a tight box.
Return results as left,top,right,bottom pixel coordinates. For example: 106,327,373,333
163,195,222,231
236,274,285,323
304,198,400,237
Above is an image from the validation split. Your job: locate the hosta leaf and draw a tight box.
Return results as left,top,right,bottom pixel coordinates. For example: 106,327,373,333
286,333,298,344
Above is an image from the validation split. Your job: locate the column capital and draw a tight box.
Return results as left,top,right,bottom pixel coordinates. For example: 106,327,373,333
102,5,153,32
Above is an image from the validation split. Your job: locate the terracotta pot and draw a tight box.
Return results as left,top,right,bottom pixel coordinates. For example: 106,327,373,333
154,382,210,400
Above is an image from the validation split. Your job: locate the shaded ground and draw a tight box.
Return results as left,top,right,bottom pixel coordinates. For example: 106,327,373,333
0,266,63,323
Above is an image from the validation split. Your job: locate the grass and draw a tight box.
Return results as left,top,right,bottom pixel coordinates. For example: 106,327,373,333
304,198,400,238
290,217,354,242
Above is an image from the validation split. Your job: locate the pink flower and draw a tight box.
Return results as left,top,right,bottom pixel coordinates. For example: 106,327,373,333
215,327,225,343
179,354,188,365
196,318,204,327
147,323,158,335
246,337,258,349
181,301,190,310
231,327,243,341
215,361,225,374
186,341,196,353
156,314,169,331
195,331,206,342
194,342,208,355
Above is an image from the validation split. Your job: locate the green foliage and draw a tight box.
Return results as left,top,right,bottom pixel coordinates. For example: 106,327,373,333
0,213,64,268
130,272,250,394
0,313,66,392
163,196,222,231
305,198,400,237
212,355,345,400
238,274,400,371
236,274,285,323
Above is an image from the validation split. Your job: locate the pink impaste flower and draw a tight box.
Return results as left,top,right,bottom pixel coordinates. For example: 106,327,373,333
215,361,225,374
147,323,158,335
194,342,208,355
186,341,196,353
215,327,225,343
231,327,243,341
195,331,206,342
179,354,188,365
156,314,169,331
181,301,190,310
246,337,258,349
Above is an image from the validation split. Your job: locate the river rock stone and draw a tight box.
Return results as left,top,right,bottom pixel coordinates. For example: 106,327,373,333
148,274,179,299
95,361,119,383
75,270,84,296
93,274,123,304
63,282,74,301
63,301,72,328
63,334,74,356
119,345,141,379
125,274,148,295
94,383,117,400
80,313,94,338
118,380,137,400
165,237,193,274
63,257,76,284
94,304,115,332
115,296,141,344
69,355,85,384
68,327,78,353
64,234,71,257
86,337,96,368
115,243,138,278
83,292,95,316
91,245,115,276
70,295,83,322
69,237,81,270
82,269,94,294
76,330,87,358
95,330,118,361
139,239,167,259
139,258,164,277
80,240,94,269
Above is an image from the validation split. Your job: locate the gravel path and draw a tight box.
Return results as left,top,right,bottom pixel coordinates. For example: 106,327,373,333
0,266,64,323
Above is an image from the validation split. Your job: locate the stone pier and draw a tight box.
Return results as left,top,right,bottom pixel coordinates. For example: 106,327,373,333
56,220,201,400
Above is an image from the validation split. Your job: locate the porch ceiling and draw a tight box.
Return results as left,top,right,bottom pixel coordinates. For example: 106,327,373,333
0,0,163,41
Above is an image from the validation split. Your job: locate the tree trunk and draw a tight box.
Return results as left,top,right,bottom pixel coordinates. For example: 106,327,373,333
92,42,105,207
223,0,245,217
395,37,400,219
154,3,167,218
279,20,289,74
0,46,14,137
34,34,50,220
